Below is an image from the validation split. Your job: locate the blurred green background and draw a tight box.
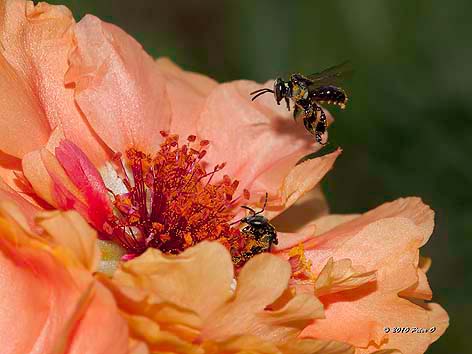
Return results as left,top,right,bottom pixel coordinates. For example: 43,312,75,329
51,0,470,352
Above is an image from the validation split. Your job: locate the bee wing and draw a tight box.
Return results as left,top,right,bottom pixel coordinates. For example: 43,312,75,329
306,61,353,89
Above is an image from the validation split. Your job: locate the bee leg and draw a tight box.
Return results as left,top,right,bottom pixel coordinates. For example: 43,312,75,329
314,104,328,145
285,97,290,111
303,110,317,135
293,105,303,121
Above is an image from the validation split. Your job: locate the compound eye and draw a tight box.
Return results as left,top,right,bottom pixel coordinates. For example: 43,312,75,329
275,84,283,103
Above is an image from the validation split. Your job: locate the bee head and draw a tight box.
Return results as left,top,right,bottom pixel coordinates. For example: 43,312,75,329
241,214,268,228
273,78,287,105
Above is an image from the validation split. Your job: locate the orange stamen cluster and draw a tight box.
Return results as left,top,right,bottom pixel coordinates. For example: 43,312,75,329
104,132,244,257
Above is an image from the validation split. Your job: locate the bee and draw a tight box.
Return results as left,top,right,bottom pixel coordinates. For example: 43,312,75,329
250,61,352,145
230,193,278,267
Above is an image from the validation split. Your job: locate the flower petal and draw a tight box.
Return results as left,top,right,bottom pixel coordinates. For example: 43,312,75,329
106,241,325,349
156,57,217,96
35,210,100,272
21,128,65,207
204,253,323,343
114,241,234,320
123,313,202,354
0,177,39,229
155,58,218,139
314,258,377,297
55,140,112,229
40,148,89,214
65,281,129,354
22,149,57,207
0,0,109,164
0,51,50,157
271,187,329,233
0,204,128,354
295,198,448,353
66,15,171,153
269,149,340,218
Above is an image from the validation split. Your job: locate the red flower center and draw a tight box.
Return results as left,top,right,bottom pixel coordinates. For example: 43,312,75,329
103,132,245,258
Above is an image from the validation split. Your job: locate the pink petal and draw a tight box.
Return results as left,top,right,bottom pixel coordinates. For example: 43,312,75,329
39,148,92,224
55,140,112,229
66,15,172,154
0,51,50,158
155,58,217,139
0,0,109,164
156,57,218,96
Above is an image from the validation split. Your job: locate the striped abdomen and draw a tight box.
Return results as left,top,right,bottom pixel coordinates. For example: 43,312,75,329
311,85,348,109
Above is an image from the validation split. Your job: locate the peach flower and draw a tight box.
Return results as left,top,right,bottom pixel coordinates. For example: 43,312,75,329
0,0,337,254
0,201,128,354
0,0,448,353
274,198,449,354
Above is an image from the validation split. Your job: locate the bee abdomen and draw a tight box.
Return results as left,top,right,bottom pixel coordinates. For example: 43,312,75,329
312,85,348,109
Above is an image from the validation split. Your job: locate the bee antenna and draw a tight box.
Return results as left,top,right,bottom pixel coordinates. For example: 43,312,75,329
250,87,272,95
250,89,274,101
229,218,244,226
241,205,257,215
254,192,268,215
229,204,257,226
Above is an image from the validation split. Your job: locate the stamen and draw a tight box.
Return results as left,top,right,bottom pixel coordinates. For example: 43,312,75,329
103,134,244,258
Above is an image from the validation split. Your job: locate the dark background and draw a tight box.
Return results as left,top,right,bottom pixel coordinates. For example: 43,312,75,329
51,0,470,352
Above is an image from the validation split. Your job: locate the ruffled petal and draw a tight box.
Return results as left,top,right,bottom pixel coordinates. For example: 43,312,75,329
314,258,377,297
398,255,432,301
25,139,112,229
0,178,39,229
203,252,323,343
155,58,217,138
22,149,57,207
35,210,100,272
294,198,448,353
66,15,171,154
0,203,128,354
22,128,69,208
103,242,325,351
114,241,234,320
0,0,109,164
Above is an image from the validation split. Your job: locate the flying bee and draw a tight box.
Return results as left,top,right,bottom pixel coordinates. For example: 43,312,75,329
250,61,352,145
230,193,278,267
